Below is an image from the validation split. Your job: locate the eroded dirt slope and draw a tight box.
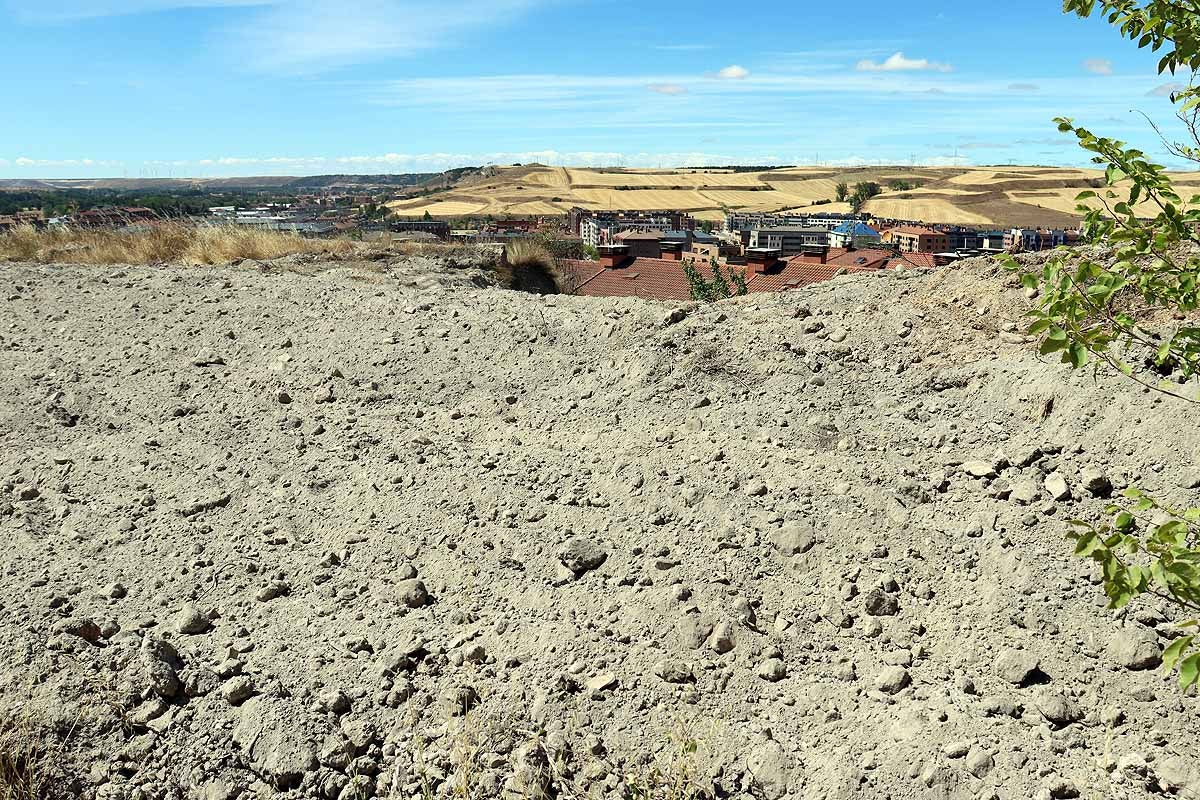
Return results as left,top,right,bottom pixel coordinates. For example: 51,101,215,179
0,256,1197,800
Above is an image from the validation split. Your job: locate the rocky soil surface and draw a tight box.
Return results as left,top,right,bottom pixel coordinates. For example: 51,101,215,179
0,254,1197,800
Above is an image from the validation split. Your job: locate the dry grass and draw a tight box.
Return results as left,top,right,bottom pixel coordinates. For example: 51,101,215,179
0,223,355,266
0,713,65,800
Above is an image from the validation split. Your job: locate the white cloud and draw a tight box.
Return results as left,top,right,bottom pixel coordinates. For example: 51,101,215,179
11,0,548,74
1008,83,1039,92
716,65,750,80
647,83,687,95
1148,82,1185,97
1084,58,1113,75
856,52,952,73
9,156,118,167
230,0,544,73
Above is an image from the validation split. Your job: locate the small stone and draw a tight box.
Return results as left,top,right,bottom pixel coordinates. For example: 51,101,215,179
654,659,695,684
747,738,791,800
222,676,255,706
964,747,994,778
174,603,212,635
192,348,225,367
1010,481,1039,505
1106,625,1162,670
256,581,290,602
275,389,292,405
744,481,768,497
1034,688,1084,728
962,460,997,479
863,588,899,616
442,686,479,716
314,385,335,404
51,617,101,643
758,658,787,682
708,622,735,654
395,579,429,608
995,648,1040,686
585,673,618,693
1044,473,1071,502
873,666,910,695
1079,466,1112,497
558,537,607,575
942,740,971,758
772,523,815,556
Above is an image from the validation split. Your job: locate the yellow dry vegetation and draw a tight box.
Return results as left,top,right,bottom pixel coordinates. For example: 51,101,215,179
566,169,767,188
863,197,992,225
570,188,714,209
0,223,355,265
386,164,1200,224
391,200,490,217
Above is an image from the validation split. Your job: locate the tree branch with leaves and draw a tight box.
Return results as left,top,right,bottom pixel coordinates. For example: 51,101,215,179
1000,0,1200,691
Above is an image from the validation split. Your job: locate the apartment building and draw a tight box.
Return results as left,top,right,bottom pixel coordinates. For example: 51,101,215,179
881,225,949,253
748,227,830,256
726,211,866,234
571,208,695,247
1002,228,1072,251
829,221,882,249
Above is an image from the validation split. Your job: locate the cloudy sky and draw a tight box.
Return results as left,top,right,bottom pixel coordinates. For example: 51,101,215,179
0,0,1192,177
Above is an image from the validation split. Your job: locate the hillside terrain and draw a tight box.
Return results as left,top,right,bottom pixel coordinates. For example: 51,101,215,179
386,164,1200,227
0,253,1198,800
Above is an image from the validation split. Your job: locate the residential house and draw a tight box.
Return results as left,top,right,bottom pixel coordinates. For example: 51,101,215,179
829,221,882,249
881,225,949,253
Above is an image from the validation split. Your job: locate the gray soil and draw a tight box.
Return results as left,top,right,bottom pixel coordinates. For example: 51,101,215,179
0,253,1197,800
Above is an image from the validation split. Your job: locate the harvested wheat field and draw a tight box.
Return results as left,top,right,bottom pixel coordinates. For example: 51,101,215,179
0,245,1197,800
388,163,1200,227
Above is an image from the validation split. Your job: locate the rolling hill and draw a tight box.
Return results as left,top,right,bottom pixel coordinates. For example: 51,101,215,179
386,164,1200,227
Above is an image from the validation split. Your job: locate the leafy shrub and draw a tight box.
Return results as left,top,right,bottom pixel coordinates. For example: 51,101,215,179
1004,0,1200,690
683,257,747,302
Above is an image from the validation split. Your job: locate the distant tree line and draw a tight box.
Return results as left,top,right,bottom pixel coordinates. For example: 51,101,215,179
0,188,307,218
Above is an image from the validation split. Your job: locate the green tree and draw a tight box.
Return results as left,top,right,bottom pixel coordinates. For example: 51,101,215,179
1003,0,1200,691
835,182,850,203
683,258,748,302
849,181,882,212
422,210,433,221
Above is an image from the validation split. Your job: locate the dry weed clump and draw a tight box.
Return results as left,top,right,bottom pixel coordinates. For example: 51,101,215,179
503,239,577,294
0,223,354,266
0,713,65,800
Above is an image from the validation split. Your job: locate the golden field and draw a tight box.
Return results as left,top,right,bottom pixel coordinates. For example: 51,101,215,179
388,164,1200,227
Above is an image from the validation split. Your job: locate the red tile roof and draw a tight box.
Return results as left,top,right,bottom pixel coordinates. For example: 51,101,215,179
888,252,937,269
747,264,869,293
563,257,727,302
887,225,942,237
560,246,939,302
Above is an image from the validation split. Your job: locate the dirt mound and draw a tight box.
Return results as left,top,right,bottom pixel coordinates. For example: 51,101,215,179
0,255,1196,800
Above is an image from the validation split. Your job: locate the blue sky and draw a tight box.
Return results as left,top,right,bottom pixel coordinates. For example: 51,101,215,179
0,0,1192,178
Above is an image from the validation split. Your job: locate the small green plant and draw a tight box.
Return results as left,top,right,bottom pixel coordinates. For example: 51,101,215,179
683,257,747,302
1069,490,1200,690
623,730,710,800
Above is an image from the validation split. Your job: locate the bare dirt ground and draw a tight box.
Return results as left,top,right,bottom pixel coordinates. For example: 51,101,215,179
0,254,1198,800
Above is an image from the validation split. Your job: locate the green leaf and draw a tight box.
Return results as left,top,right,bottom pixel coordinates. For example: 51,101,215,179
1162,635,1195,670
1067,343,1089,368
1179,652,1200,691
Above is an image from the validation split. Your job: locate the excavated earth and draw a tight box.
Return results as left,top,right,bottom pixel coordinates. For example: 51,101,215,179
0,253,1198,800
